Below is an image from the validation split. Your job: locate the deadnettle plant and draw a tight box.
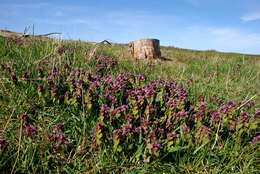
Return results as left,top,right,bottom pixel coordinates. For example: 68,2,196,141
113,129,122,152
20,113,37,138
196,125,212,143
48,122,70,152
254,109,260,120
147,129,161,157
11,72,18,84
240,112,250,124
121,122,133,136
209,110,221,125
0,138,8,150
251,134,260,145
220,101,236,115
92,122,105,150
111,105,128,116
194,98,206,121
99,104,110,121
24,125,37,138
17,64,258,163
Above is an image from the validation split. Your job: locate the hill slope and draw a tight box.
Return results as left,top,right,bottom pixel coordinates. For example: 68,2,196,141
0,35,259,173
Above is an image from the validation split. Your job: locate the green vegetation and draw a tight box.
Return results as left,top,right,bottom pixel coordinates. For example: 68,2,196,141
0,36,259,173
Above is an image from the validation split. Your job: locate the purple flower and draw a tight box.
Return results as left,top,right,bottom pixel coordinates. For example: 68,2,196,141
134,127,142,134
152,142,161,149
105,95,117,105
240,112,249,123
96,122,105,131
103,75,113,85
100,104,110,115
52,67,59,76
24,124,37,137
195,100,206,120
89,81,100,91
148,129,157,142
177,111,188,118
198,96,205,102
75,79,84,88
167,132,179,141
0,138,8,150
181,124,190,134
47,73,54,82
124,114,133,122
113,129,122,139
254,109,260,120
74,69,81,78
198,125,211,139
210,110,221,123
151,142,161,155
166,116,174,130
37,85,44,93
139,74,145,81
111,105,128,116
121,123,133,135
140,118,151,134
48,132,69,145
220,101,236,114
55,122,65,131
144,86,155,98
252,135,260,144
178,88,188,101
11,72,18,83
158,128,165,135
21,113,29,123
167,99,177,109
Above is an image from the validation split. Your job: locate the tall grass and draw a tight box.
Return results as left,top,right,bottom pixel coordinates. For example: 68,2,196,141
0,36,259,173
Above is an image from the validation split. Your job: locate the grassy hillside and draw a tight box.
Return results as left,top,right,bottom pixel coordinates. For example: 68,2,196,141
0,36,259,173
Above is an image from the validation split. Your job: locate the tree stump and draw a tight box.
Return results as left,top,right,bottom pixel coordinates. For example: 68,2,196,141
129,39,161,59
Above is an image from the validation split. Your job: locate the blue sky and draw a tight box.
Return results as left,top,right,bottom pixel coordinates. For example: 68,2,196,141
1,0,260,54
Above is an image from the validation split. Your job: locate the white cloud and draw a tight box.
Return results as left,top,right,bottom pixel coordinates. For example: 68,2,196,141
241,12,260,22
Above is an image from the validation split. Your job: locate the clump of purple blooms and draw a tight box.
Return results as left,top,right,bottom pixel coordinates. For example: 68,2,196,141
48,122,70,152
4,62,258,163
21,113,37,138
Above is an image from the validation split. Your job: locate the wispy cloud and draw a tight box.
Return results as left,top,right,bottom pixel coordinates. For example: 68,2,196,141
241,12,260,22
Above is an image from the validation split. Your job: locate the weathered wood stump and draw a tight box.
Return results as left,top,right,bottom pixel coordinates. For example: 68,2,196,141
129,39,161,59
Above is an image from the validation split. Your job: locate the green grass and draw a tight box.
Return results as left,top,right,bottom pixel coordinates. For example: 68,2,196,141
0,36,259,173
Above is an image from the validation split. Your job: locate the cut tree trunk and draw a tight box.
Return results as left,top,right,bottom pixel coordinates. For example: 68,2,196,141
129,39,161,59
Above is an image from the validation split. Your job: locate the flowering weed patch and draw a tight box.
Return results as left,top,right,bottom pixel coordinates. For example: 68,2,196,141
0,37,259,173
